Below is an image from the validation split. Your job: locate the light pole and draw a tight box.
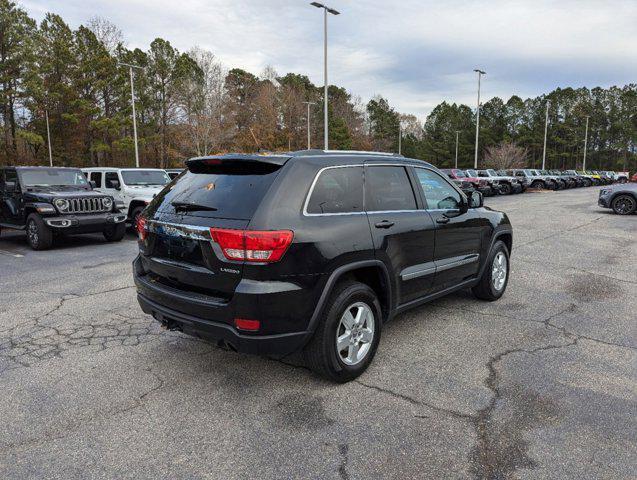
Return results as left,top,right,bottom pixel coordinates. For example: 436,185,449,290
302,101,316,149
541,100,549,170
398,121,402,155
473,69,485,169
119,62,143,168
582,115,590,171
311,2,340,150
455,130,460,169
45,110,53,167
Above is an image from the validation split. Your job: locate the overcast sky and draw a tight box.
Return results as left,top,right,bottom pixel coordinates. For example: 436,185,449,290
22,0,637,120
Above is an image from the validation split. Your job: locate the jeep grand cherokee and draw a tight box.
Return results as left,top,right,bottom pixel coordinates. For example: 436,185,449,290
133,151,513,382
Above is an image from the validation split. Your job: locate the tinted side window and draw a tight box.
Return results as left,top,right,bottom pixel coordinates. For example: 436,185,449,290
105,172,119,188
90,172,102,187
415,168,461,210
307,167,364,214
365,166,416,212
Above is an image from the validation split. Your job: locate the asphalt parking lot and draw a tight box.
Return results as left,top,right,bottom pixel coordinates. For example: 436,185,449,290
1,186,635,480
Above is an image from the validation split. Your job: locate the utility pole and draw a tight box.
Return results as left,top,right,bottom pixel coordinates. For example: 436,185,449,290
119,62,143,168
398,122,402,155
45,110,53,167
583,116,590,171
455,131,460,169
473,69,486,169
541,100,549,170
303,101,316,149
311,2,340,150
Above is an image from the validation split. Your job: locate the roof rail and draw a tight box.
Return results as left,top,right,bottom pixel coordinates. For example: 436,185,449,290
290,149,403,157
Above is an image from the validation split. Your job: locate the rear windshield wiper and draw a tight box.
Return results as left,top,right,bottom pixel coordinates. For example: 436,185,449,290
171,201,218,212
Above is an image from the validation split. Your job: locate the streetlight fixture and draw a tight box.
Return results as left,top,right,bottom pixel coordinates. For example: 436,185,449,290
119,62,143,168
310,2,340,150
582,115,590,171
541,100,550,170
302,101,316,150
473,69,486,169
454,130,460,169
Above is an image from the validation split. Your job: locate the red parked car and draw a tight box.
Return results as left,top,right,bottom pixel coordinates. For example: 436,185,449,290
630,172,637,183
441,169,493,196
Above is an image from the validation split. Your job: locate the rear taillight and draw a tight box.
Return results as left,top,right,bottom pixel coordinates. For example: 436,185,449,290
210,228,293,263
136,216,148,241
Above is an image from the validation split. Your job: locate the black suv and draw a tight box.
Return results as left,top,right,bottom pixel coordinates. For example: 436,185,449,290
134,151,513,382
0,166,127,250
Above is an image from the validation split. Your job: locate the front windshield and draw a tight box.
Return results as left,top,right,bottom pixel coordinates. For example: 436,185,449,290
466,169,478,177
454,170,467,178
524,169,535,176
121,170,170,186
565,170,576,175
19,169,89,188
486,169,498,177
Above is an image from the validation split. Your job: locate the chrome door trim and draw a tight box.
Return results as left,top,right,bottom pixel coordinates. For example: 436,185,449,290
400,254,479,281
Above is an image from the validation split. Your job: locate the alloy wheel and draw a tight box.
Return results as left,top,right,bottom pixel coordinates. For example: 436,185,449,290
613,196,636,215
27,220,39,247
336,302,375,366
492,252,508,291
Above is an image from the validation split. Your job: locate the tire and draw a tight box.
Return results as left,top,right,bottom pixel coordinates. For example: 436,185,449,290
499,183,512,195
530,180,544,189
303,280,382,383
103,223,126,242
611,195,636,215
472,240,510,301
26,213,53,250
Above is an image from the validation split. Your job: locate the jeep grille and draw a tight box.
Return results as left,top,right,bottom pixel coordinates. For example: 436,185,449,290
67,197,110,214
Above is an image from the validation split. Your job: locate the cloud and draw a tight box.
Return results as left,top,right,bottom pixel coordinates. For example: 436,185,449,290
21,0,637,120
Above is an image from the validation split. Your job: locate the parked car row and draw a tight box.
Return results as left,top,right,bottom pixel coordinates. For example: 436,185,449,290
440,167,628,197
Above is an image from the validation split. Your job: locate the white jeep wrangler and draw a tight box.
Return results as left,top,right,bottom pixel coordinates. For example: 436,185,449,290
82,168,170,224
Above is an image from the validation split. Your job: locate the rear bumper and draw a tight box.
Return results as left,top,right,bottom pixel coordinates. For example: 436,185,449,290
44,212,126,233
137,293,307,355
133,255,319,356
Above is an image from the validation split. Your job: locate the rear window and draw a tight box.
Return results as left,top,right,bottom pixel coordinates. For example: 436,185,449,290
306,167,364,214
365,166,417,211
153,162,281,219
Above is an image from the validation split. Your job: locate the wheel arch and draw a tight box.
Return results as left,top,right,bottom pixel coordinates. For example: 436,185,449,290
127,199,148,218
305,260,393,341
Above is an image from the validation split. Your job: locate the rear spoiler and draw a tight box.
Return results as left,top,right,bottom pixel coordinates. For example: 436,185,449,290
186,154,292,169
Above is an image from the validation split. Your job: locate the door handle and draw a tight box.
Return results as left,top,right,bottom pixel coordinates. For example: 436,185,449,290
374,220,395,229
436,216,450,224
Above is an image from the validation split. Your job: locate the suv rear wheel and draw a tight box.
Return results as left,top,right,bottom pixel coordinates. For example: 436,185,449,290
499,183,512,195
530,180,544,189
303,280,382,383
26,213,53,250
472,240,510,301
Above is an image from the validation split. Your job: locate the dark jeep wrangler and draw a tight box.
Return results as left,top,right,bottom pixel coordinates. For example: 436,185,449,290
0,166,127,250
134,151,513,382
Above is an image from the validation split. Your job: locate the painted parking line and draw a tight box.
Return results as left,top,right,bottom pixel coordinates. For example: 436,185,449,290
0,249,24,258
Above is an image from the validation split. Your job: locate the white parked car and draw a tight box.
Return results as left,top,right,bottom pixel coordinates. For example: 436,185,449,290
81,168,171,223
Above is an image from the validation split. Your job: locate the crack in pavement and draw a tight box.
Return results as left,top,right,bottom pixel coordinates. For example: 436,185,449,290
1,368,168,452
0,286,153,372
515,257,637,286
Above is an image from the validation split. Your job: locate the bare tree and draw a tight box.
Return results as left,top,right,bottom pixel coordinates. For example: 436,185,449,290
483,141,528,169
87,16,124,53
183,47,229,156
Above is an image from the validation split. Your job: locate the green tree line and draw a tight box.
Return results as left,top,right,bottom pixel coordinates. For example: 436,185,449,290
1,1,635,171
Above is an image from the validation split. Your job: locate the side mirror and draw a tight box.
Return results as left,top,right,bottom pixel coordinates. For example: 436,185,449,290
4,181,16,192
469,191,483,208
89,180,97,189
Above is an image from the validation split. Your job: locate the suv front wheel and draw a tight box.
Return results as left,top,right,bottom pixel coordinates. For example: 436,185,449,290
303,280,382,383
472,240,510,301
26,213,53,250
103,223,126,242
